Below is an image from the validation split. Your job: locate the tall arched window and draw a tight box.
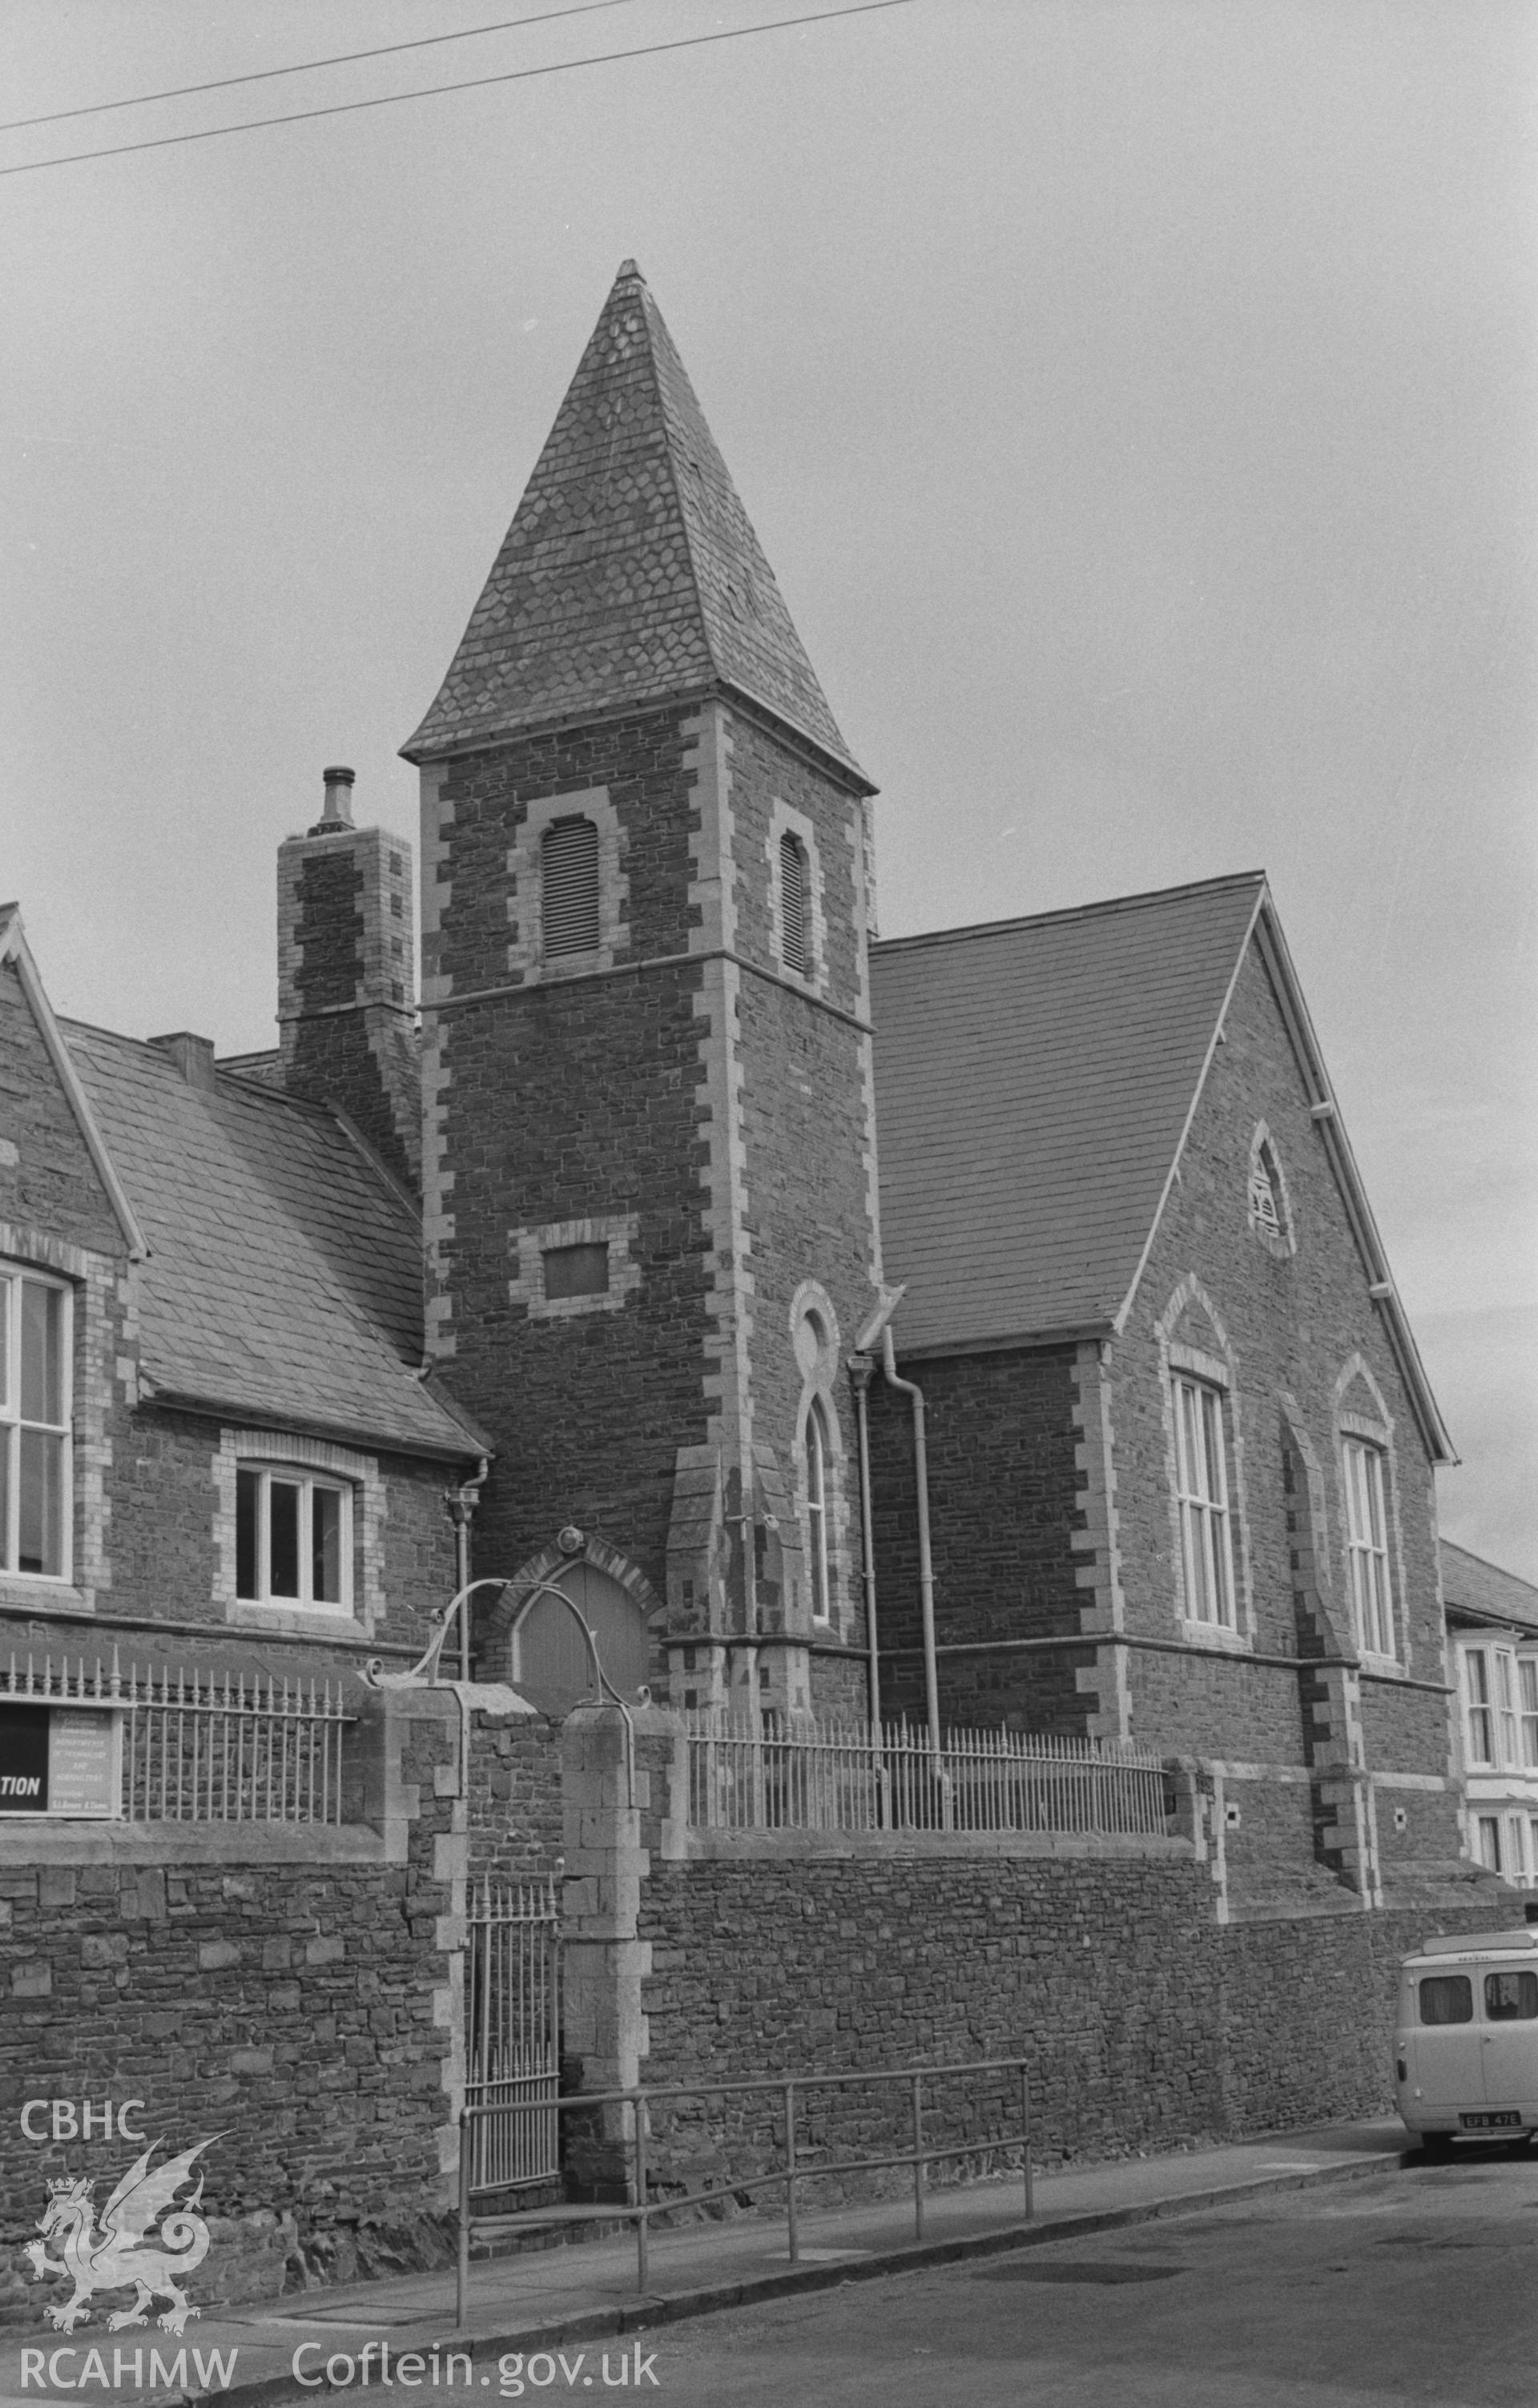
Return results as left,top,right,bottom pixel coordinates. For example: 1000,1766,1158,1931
779,832,809,977
1173,1374,1236,1629
805,1397,831,1623
542,815,600,957
1343,1436,1394,1657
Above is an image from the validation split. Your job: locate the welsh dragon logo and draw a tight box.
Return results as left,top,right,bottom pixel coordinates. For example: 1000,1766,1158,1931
25,2136,218,2335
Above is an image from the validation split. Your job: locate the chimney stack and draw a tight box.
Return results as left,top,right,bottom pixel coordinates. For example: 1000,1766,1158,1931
276,767,421,1190
150,1031,217,1089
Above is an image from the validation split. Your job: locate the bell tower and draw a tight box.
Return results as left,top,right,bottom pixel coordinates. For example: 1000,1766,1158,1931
402,262,883,1719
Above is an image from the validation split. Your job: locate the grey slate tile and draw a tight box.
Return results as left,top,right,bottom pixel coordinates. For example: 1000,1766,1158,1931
66,1025,476,1459
871,873,1265,1352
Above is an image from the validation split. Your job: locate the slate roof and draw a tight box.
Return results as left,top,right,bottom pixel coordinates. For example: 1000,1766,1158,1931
64,1024,479,1460
1441,1540,1538,1636
871,869,1451,1460
402,261,867,781
870,875,1266,1355
871,872,1280,1358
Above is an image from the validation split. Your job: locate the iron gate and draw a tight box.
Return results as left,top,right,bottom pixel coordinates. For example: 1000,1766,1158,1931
465,1873,562,2193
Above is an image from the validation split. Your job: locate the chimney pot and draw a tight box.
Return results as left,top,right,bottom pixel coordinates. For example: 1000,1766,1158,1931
317,766,356,832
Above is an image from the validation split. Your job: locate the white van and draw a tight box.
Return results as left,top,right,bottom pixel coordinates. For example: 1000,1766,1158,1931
1395,1927,1538,2155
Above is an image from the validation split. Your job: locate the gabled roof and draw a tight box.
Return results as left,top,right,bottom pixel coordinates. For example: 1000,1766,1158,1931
872,875,1263,1351
0,907,147,1259
1441,1539,1538,1637
871,871,1451,1462
402,261,868,785
64,1024,481,1461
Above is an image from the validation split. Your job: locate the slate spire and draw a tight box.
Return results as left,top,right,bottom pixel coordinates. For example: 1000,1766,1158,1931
402,261,865,779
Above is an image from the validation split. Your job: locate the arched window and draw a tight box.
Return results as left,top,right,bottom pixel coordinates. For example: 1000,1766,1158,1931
805,1398,831,1624
1249,1151,1280,1236
1343,1436,1394,1657
542,815,600,957
1247,1128,1292,1250
779,832,809,977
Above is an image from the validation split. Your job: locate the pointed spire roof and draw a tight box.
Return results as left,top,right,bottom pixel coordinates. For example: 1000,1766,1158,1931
403,263,868,783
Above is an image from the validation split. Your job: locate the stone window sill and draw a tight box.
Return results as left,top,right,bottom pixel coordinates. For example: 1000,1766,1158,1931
0,1577,91,1617
1176,1619,1253,1656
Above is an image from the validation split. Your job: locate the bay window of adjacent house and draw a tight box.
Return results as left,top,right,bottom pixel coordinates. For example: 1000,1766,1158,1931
1520,1657,1538,1769
1462,1642,1537,1774
1475,1812,1533,1885
1343,1437,1394,1657
1173,1375,1235,1629
0,1266,70,1579
236,1468,350,1609
1465,1647,1496,1766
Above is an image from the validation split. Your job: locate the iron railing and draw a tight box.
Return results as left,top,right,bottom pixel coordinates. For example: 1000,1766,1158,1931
457,2055,1035,2322
686,1711,1166,1838
0,1650,353,1824
465,1874,562,2193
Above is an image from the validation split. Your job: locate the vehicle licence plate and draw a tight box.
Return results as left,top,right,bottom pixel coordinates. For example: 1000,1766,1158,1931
1459,2111,1523,2129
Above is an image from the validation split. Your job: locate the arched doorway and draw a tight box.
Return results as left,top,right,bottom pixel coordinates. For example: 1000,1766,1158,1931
510,1560,650,1716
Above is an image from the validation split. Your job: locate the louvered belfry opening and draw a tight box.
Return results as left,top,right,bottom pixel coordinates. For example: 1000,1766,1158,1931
1250,1142,1282,1236
780,832,809,976
542,815,601,956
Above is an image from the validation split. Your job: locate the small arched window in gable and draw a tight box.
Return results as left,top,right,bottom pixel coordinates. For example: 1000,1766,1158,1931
779,832,810,977
542,815,600,957
1248,1131,1291,1250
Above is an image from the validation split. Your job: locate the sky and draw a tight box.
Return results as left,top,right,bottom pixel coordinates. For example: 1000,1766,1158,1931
3,0,1535,1574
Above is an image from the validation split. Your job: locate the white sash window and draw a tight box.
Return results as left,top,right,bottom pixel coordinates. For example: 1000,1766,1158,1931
1173,1375,1235,1629
0,1265,71,1581
1343,1437,1394,1658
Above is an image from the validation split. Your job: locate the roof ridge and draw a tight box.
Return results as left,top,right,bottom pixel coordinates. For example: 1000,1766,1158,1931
639,273,719,700
64,1018,354,1128
1442,1536,1534,1585
871,871,1269,957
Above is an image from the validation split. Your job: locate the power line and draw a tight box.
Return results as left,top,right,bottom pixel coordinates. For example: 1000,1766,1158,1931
0,2,916,180
0,1,637,136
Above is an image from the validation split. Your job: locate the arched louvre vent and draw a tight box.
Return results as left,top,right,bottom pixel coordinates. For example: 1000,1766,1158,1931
780,832,809,976
542,816,600,956
1249,1140,1283,1238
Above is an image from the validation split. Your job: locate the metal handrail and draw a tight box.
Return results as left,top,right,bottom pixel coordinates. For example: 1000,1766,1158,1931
455,2054,1033,2324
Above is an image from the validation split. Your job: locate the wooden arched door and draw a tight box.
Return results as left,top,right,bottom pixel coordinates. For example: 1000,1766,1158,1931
509,1561,650,1716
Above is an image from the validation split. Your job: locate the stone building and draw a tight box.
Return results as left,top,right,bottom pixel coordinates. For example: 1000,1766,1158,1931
1441,1539,1538,1887
0,260,1510,2306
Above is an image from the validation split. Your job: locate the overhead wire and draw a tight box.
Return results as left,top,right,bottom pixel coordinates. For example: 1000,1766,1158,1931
0,0,638,135
0,0,916,180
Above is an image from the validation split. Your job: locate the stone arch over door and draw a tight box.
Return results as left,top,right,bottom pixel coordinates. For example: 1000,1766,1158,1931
484,1538,662,1716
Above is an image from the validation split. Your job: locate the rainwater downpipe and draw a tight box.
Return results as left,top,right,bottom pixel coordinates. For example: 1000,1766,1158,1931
880,1329,942,1760
449,1457,491,1684
849,1356,881,1734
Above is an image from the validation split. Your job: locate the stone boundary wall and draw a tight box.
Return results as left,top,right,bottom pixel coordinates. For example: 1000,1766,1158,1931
0,1693,475,2325
635,1850,1507,2197
467,1710,563,1884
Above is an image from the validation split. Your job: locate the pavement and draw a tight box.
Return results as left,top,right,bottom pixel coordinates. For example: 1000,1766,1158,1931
0,2119,1418,2406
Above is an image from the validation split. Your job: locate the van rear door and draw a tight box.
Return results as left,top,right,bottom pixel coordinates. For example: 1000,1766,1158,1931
1412,1966,1484,2112
1479,1963,1538,2108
